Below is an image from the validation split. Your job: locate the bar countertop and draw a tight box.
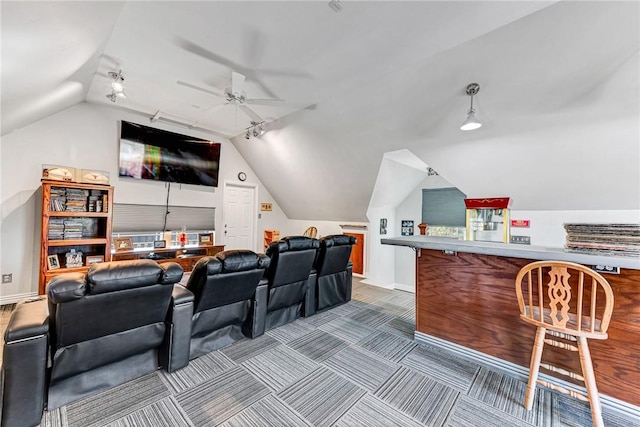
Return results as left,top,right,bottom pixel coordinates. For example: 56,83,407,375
381,235,640,270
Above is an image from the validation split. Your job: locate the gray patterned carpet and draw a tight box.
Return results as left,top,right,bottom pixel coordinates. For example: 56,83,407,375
3,280,639,426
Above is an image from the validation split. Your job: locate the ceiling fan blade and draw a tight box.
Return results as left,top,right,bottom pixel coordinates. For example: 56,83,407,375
245,98,286,106
238,105,264,123
177,80,225,98
231,72,245,98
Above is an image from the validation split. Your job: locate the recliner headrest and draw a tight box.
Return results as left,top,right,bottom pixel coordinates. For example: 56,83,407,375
320,234,356,248
267,236,319,256
87,259,165,295
284,236,320,251
216,250,270,272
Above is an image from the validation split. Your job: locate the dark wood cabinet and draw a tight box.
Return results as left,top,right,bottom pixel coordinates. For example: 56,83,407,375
111,245,225,271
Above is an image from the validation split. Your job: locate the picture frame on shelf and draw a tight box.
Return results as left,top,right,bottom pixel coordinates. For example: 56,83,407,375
85,255,104,266
47,254,60,270
154,240,167,249
198,232,214,246
114,237,133,252
65,250,83,268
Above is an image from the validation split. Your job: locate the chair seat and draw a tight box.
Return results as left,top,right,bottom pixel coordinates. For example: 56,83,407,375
521,307,607,340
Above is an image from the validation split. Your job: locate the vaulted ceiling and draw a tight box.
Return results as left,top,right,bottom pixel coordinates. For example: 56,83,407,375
2,1,638,221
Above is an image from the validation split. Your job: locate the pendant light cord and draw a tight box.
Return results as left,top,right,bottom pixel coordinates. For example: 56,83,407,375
162,183,171,232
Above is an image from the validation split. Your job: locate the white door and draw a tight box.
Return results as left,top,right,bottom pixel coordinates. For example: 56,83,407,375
223,182,257,250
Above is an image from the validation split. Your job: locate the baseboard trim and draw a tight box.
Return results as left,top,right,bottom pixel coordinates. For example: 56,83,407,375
393,283,415,293
358,279,394,289
0,291,38,306
414,331,640,422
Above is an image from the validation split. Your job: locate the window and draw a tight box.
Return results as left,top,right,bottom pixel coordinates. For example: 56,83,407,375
421,188,466,227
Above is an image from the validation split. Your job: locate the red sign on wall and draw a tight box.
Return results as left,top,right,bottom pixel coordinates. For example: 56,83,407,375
511,219,530,228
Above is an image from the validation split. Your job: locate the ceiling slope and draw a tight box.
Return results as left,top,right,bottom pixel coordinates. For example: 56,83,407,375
1,1,126,134
230,1,639,221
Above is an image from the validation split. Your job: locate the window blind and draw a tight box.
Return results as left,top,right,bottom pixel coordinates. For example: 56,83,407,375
113,203,215,232
421,188,467,227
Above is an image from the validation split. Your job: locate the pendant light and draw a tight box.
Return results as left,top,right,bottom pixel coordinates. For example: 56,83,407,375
461,83,481,131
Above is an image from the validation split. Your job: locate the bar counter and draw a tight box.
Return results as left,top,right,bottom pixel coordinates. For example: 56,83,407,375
382,236,640,413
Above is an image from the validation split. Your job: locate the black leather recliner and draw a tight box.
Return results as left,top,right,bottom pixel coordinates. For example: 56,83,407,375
264,236,319,330
1,259,193,427
184,250,270,359
309,234,356,314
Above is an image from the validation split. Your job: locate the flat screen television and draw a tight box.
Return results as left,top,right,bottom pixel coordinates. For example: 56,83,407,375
119,121,221,187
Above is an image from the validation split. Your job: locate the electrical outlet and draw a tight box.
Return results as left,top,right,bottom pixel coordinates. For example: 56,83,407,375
2,273,12,284
510,235,531,245
593,265,620,275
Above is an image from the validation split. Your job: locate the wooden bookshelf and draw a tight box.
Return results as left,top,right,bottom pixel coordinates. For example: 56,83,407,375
39,180,114,295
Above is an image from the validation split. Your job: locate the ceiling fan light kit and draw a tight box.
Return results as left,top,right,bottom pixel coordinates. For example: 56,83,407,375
461,83,482,131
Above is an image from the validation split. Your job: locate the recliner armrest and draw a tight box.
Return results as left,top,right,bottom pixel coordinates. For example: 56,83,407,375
4,297,49,342
302,271,317,317
171,282,194,305
1,297,49,427
159,284,193,373
248,283,268,338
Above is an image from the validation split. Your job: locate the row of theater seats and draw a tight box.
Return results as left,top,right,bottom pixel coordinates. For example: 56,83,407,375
0,234,356,427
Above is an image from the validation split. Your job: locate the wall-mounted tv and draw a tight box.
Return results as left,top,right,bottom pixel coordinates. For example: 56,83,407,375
119,121,221,187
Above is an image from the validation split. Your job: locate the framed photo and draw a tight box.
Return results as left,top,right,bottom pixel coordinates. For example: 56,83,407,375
380,218,387,235
114,237,133,251
47,254,60,270
198,232,214,246
85,255,104,266
154,240,167,249
65,250,83,268
401,220,414,236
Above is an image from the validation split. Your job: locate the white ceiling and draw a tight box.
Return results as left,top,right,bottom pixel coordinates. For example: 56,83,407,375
2,1,639,222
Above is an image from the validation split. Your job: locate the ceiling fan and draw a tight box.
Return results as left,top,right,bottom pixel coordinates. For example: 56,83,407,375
177,71,285,123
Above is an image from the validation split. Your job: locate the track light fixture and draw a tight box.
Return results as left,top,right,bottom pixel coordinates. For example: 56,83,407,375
106,70,126,102
461,83,481,131
245,121,265,139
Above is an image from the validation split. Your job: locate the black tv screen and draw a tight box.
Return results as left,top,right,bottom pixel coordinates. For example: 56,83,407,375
119,121,221,187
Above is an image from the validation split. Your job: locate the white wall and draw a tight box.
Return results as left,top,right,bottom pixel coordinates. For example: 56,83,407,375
0,102,290,301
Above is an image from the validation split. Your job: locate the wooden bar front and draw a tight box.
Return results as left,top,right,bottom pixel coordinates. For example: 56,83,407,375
416,249,640,406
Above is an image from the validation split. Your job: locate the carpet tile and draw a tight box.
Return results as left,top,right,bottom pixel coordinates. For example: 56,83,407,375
64,373,171,427
175,365,269,426
220,334,281,363
287,328,349,362
159,350,236,393
357,329,417,362
380,315,415,340
401,344,480,392
318,316,377,344
334,394,424,427
447,395,536,427
468,367,551,425
300,309,341,327
104,397,192,427
278,366,366,427
375,366,460,425
220,395,313,427
347,307,395,328
265,319,316,343
242,345,319,392
323,345,399,392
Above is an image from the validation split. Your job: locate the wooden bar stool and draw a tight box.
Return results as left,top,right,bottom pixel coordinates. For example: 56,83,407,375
515,261,614,427
303,226,318,238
